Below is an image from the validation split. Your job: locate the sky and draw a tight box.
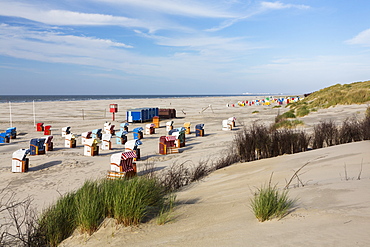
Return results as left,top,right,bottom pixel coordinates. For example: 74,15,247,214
1,0,370,95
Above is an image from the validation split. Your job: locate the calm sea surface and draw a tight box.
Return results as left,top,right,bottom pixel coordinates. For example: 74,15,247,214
0,95,249,103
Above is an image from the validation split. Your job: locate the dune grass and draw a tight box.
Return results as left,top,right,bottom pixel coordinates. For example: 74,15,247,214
251,182,296,222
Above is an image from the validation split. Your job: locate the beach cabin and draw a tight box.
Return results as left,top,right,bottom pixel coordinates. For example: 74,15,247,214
43,136,53,151
104,122,115,135
81,131,92,145
115,131,128,145
91,129,102,140
107,151,137,179
29,138,46,155
126,107,159,123
222,120,232,131
153,116,160,128
184,122,191,134
133,127,144,140
65,133,77,148
195,124,205,137
120,123,129,132
12,149,30,173
44,125,51,135
36,123,44,131
84,138,100,156
145,123,155,135
166,121,174,131
0,132,10,143
159,136,179,155
125,139,142,160
6,127,16,139
62,126,71,137
101,134,112,150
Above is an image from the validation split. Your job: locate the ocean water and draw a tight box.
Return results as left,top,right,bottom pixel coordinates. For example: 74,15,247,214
0,94,246,103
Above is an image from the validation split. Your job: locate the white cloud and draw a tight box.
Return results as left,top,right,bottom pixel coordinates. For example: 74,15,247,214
261,1,310,10
346,29,370,46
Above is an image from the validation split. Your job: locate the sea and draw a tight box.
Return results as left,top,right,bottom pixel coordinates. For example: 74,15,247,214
0,94,250,103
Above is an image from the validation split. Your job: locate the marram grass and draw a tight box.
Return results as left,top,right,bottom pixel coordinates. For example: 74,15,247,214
251,184,296,222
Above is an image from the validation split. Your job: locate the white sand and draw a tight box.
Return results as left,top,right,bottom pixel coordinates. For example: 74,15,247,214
0,96,369,246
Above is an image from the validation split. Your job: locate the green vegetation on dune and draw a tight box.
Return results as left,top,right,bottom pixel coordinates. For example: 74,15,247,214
289,80,370,117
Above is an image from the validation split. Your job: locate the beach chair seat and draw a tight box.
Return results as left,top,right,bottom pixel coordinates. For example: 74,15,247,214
195,124,205,137
62,126,71,137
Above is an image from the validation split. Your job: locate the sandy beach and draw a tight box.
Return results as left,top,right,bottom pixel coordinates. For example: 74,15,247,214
0,96,369,246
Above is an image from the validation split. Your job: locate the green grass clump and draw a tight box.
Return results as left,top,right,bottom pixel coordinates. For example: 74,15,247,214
272,119,304,129
295,105,310,117
252,110,259,114
37,192,77,247
251,183,296,222
156,194,177,225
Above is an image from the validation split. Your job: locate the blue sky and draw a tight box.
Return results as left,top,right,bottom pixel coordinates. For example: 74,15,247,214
1,0,370,95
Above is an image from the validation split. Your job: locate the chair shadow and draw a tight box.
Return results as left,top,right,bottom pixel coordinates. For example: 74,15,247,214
29,160,63,172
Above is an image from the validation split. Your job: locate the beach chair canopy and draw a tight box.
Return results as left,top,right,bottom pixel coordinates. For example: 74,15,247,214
102,134,112,141
62,126,70,132
120,123,129,128
92,129,102,134
184,122,191,128
43,136,53,144
65,133,76,140
125,139,142,150
122,151,137,160
115,131,128,138
146,123,155,128
85,138,99,146
165,136,177,142
228,117,236,121
133,127,144,132
13,149,29,160
81,131,92,138
196,124,204,129
166,121,174,126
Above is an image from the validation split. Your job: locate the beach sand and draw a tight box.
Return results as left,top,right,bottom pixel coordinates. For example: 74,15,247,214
0,96,369,246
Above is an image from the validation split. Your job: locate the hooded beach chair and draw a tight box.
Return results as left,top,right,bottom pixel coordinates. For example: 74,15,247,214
81,131,92,145
107,151,137,179
228,117,236,127
152,116,160,128
6,127,16,139
145,123,155,135
29,138,46,155
62,126,71,137
104,122,115,135
166,121,174,131
36,123,44,131
195,124,205,137
133,127,144,140
12,149,30,173
65,133,77,148
44,125,51,135
120,123,129,132
183,122,191,134
115,131,128,145
171,127,186,147
91,129,102,140
159,136,178,155
125,139,142,160
43,136,54,151
0,132,10,143
84,138,100,156
101,134,112,150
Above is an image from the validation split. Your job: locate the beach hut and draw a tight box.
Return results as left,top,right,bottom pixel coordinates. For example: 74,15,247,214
104,122,115,135
166,121,174,131
12,149,30,173
84,138,100,156
115,131,128,145
43,136,54,151
195,124,205,137
107,151,137,179
0,132,10,143
183,122,191,134
81,131,92,145
6,127,16,139
158,108,176,119
91,129,102,140
36,123,44,131
159,136,178,155
120,123,129,132
65,133,77,148
133,127,144,140
44,125,51,135
62,126,71,137
101,134,112,150
125,139,142,160
145,123,155,135
222,120,232,131
153,116,160,128
29,138,46,155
